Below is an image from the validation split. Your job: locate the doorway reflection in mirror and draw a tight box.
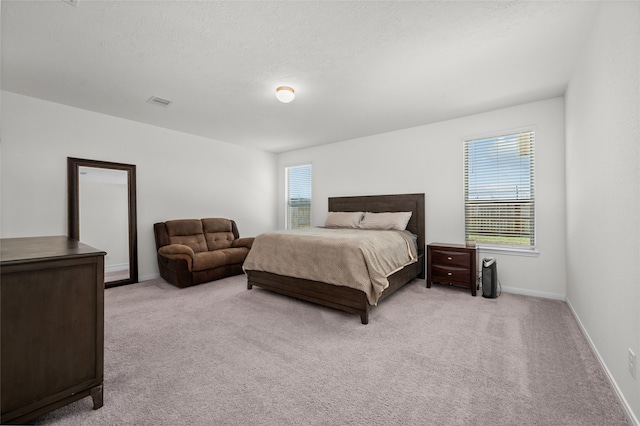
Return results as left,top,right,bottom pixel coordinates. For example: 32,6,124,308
79,166,130,283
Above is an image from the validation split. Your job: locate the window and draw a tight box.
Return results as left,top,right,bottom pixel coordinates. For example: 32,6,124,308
285,164,311,229
464,129,535,248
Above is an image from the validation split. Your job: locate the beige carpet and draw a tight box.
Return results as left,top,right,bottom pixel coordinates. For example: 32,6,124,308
36,275,629,425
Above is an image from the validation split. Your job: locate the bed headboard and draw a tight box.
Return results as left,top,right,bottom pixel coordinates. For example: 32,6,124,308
328,193,425,256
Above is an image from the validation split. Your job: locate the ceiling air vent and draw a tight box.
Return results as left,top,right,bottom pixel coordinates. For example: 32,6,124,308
147,96,173,108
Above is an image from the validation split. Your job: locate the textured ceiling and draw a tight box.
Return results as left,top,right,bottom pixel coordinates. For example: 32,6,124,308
2,1,599,153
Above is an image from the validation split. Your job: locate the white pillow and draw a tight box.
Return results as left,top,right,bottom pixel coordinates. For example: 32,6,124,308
324,211,365,228
359,211,412,231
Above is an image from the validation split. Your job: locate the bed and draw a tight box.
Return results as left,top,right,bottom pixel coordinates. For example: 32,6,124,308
245,193,425,324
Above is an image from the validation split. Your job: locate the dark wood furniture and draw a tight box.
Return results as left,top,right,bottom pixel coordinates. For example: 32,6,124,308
427,243,477,296
247,193,425,324
1,236,106,424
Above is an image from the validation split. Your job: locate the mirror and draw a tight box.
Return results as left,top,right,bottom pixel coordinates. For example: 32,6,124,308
68,157,138,288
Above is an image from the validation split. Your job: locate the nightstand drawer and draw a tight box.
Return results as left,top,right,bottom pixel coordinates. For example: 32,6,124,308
431,264,470,283
431,250,471,268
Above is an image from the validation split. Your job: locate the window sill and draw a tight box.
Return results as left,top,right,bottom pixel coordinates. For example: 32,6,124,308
476,245,540,258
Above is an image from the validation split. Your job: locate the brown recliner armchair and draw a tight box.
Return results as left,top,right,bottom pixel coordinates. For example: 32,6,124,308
153,218,254,288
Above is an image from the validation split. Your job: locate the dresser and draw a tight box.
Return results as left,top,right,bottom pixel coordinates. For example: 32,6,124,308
427,243,477,296
1,236,106,424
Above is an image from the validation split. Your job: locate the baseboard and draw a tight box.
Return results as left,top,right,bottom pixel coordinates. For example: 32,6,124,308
138,273,160,282
566,297,639,426
500,285,565,301
105,263,129,273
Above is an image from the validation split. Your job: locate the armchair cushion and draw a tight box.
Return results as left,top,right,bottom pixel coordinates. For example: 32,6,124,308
220,247,251,265
202,218,235,251
193,250,227,271
165,220,208,253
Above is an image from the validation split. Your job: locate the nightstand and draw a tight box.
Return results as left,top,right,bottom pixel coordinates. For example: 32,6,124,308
427,243,477,296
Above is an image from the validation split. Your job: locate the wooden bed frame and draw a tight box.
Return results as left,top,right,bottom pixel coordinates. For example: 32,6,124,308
246,193,425,324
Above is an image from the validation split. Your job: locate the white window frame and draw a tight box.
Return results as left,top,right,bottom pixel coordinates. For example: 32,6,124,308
464,127,536,252
285,163,312,230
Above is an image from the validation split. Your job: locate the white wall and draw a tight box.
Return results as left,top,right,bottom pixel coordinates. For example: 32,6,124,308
565,2,640,422
278,97,567,299
1,91,278,280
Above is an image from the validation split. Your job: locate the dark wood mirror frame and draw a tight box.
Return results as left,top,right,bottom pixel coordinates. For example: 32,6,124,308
68,157,138,288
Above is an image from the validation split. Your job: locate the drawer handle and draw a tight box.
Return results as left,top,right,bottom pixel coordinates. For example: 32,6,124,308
447,257,452,260
447,272,452,276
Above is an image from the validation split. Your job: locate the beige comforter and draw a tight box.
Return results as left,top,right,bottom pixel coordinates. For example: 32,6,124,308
243,228,417,305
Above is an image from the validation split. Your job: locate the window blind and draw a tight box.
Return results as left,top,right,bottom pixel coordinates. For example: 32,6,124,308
464,130,535,247
285,164,312,229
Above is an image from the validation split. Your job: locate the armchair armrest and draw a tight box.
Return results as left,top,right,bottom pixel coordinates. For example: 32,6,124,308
158,244,194,270
232,237,254,250
159,244,194,257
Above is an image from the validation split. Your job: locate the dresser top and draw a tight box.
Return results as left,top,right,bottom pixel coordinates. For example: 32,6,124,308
1,236,105,265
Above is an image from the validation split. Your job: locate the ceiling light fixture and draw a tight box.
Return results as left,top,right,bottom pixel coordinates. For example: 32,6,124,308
276,86,295,103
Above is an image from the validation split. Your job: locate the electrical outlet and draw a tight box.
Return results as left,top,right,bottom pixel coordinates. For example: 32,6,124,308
629,349,636,379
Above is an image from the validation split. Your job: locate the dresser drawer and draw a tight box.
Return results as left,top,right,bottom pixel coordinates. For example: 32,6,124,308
430,264,470,283
430,249,471,268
